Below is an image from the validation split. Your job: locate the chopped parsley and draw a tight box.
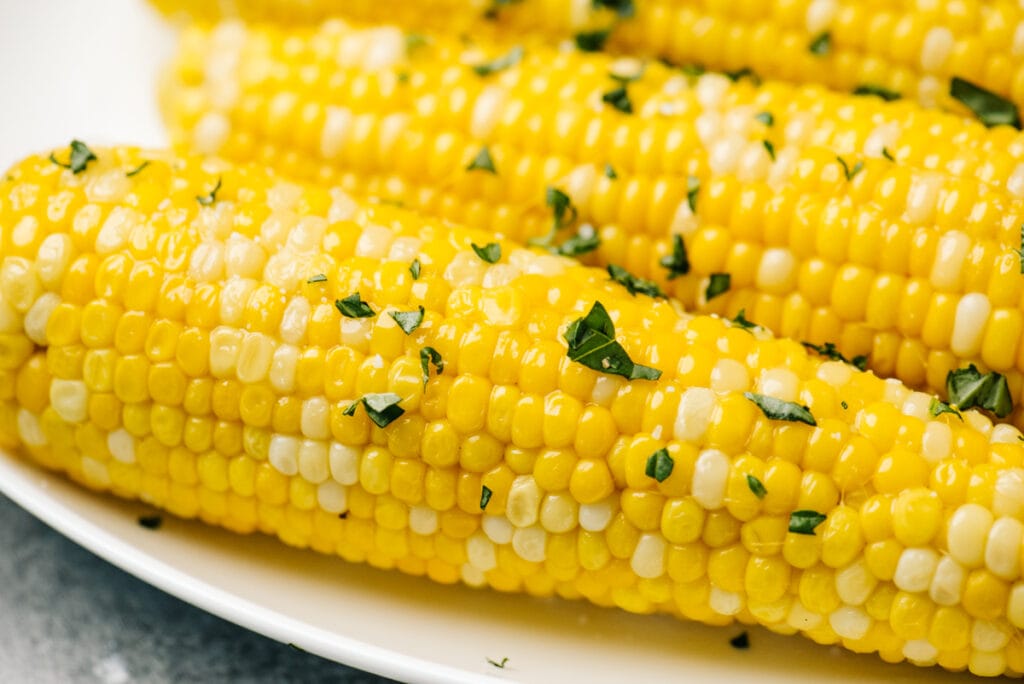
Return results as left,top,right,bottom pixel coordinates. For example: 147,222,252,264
555,224,601,257
404,33,430,54
602,85,633,114
841,400,849,410
592,0,634,18
471,242,502,263
126,161,150,177
49,140,97,174
486,656,510,669
389,306,425,334
644,448,674,482
801,341,868,371
746,474,767,499
744,392,817,426
335,292,374,318
472,45,525,76
306,274,327,284
529,186,578,248
789,510,827,535
480,485,493,510
564,301,661,380
929,397,963,421
705,273,730,300
881,147,895,161
808,31,832,56
724,67,759,84
466,146,497,173
344,393,405,428
660,234,690,279
607,264,666,298
730,309,758,330
950,76,1021,129
409,258,421,280
946,365,1013,418
604,163,618,179
1016,224,1024,274
852,84,900,102
836,156,864,181
137,514,163,530
420,346,444,388
483,0,522,18
196,177,222,206
762,139,776,161
755,111,774,127
686,175,700,213
575,29,611,52
680,64,706,78
729,632,750,650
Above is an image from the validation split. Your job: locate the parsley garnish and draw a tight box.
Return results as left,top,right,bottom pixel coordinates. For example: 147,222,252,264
755,111,774,126
486,656,510,669
680,64,705,78
762,140,776,161
196,177,222,206
644,448,674,482
472,46,524,76
686,175,699,212
466,146,497,173
480,485,493,510
335,292,374,318
602,85,633,114
882,147,895,161
471,242,501,263
556,224,601,256
483,0,522,18
809,31,832,56
529,187,578,248
660,234,690,279
49,140,97,174
592,0,634,18
801,341,868,371
420,347,444,388
126,161,150,177
744,392,817,426
746,475,767,499
345,393,405,428
841,401,849,410
138,514,163,530
729,632,750,650
836,156,864,180
946,365,1013,417
724,67,759,84
306,274,327,284
852,84,900,101
705,273,730,300
405,33,430,54
575,29,610,52
389,306,425,334
409,258,421,280
607,264,665,298
731,309,758,330
564,301,661,380
929,397,963,421
789,510,827,535
950,77,1021,129
604,163,618,179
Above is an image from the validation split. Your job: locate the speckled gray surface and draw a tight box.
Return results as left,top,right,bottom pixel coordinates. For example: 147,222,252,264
0,493,394,684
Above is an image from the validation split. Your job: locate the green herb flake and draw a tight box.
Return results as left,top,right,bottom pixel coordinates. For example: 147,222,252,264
705,273,730,301
555,224,601,257
882,147,895,161
602,85,633,114
196,177,222,206
746,474,767,500
644,448,674,483
420,346,444,388
471,242,502,264
483,0,522,19
404,33,430,54
852,84,900,102
472,45,525,76
762,139,776,161
1016,224,1024,274
564,301,662,381
575,29,611,52
604,163,618,179
389,306,425,335
341,402,358,417
729,632,750,650
409,258,422,280
744,392,817,426
951,76,1021,129
306,274,328,284
480,485,493,510
607,264,666,298
809,31,832,56
660,234,690,280
686,175,700,213
946,364,1014,418
731,308,758,330
486,657,510,669
755,111,774,127
724,67,759,84
138,514,163,530
801,341,868,371
529,186,578,248
680,64,706,78
126,161,150,178
929,397,963,421
335,292,375,318
49,140,97,175
592,0,634,18
841,400,849,410
789,510,827,535
837,156,864,181
466,146,497,174
359,392,405,428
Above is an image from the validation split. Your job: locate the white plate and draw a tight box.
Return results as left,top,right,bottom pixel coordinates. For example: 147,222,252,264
0,2,977,682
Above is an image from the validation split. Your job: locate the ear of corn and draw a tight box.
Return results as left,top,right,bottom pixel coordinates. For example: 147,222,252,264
6,145,1024,676
148,0,1024,127
164,20,1024,427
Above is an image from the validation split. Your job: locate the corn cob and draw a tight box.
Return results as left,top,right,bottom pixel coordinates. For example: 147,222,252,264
149,0,1024,127
164,20,1024,427
6,144,1024,675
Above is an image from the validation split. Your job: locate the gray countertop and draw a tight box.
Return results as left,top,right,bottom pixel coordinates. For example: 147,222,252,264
0,494,393,683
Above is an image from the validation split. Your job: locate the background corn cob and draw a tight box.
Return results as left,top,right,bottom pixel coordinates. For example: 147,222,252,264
6,145,1024,675
148,0,1024,126
164,20,1024,427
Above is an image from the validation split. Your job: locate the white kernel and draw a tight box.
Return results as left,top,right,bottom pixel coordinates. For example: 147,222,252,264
950,293,991,358
893,547,940,592
969,651,1006,678
481,264,521,289
708,137,745,175
994,468,1024,519
735,141,771,181
0,257,40,313
327,187,359,223
23,292,60,346
49,379,88,423
963,409,993,437
224,235,266,278
287,217,329,254
631,533,667,579
921,422,953,463
920,26,954,71
339,316,373,355
81,457,110,489
905,173,944,226
279,297,310,346
1008,583,1024,628
578,499,614,532
482,515,514,544
992,424,1023,444
757,368,800,403
805,0,837,33
444,250,488,288
783,112,816,147
409,506,438,536
387,236,421,262
902,640,938,664
16,409,46,448
236,333,274,384
511,525,547,563
360,27,404,70
328,442,360,485
467,532,497,571
10,216,38,251
192,112,230,154
268,435,299,476
710,359,749,394
786,602,823,631
929,230,971,291
316,481,348,514
35,233,73,289
107,428,135,464
188,241,225,283
816,360,853,387
300,397,331,440
460,564,486,588
864,122,900,158
829,607,871,640
1015,22,1024,58
354,222,394,259
95,207,137,255
708,587,743,616
985,517,1023,580
930,555,967,606
506,475,542,528
540,493,578,534
972,620,1011,652
297,439,329,484
471,85,506,138
916,76,944,108
835,559,877,606
269,344,299,394
219,279,256,327
755,248,797,295
208,326,243,378
900,391,932,421
692,449,730,510
948,503,994,567
590,375,624,406
694,74,730,108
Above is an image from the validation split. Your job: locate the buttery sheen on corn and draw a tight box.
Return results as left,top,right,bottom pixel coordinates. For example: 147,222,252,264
165,19,1024,426
6,147,1024,676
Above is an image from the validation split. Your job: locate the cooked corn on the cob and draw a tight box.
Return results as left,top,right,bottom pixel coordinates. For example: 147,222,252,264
5,145,1024,676
150,0,1024,126
165,20,1024,426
